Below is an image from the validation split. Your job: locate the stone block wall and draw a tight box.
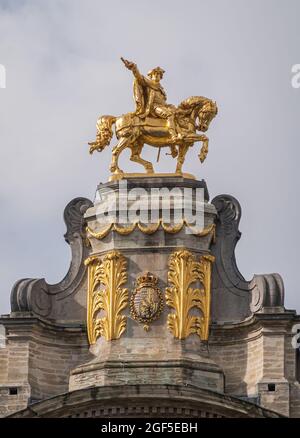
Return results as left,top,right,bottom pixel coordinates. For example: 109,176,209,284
0,384,30,417
209,314,300,417
209,326,263,396
0,334,30,416
27,331,90,401
0,315,91,417
1,313,300,417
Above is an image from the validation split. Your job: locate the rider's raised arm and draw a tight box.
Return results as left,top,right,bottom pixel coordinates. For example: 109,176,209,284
131,64,146,85
121,57,146,85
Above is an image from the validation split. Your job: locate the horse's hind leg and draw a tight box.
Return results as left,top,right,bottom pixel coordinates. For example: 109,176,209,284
130,140,154,173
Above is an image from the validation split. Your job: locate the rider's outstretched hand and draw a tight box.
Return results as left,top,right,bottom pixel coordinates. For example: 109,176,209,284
121,57,136,71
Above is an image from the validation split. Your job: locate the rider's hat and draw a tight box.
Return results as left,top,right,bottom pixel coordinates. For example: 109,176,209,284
147,66,165,78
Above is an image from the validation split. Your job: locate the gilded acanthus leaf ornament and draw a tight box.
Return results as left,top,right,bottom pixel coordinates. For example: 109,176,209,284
198,254,215,340
85,251,128,344
165,250,214,340
85,255,102,345
88,58,218,178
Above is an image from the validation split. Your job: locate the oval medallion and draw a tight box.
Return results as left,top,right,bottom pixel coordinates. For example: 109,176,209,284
130,272,163,330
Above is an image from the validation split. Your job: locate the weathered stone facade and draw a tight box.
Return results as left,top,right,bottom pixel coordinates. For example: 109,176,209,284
1,177,299,418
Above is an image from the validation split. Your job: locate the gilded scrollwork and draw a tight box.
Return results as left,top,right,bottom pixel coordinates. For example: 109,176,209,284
85,250,128,344
166,249,214,341
86,220,215,241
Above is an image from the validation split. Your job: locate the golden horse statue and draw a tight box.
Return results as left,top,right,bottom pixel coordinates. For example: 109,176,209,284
89,59,218,177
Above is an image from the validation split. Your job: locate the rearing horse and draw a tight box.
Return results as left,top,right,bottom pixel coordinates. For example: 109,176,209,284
89,96,218,175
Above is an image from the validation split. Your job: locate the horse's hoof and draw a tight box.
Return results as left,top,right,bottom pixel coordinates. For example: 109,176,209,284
112,168,124,175
110,165,122,174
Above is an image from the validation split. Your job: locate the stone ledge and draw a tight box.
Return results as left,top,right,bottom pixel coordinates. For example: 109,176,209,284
7,384,283,418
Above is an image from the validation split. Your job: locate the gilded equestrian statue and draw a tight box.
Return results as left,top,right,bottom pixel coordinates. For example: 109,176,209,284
89,58,218,177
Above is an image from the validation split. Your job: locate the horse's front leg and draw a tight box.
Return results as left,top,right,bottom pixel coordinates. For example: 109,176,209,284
130,140,154,173
198,135,209,163
175,143,190,174
166,145,178,158
110,136,129,174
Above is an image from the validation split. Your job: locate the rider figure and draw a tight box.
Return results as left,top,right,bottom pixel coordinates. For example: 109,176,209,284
121,58,181,143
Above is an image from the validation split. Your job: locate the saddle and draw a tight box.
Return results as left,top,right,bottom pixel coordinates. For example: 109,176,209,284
116,113,169,131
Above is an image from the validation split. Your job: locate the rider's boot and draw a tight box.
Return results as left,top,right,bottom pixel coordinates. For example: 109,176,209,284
170,145,178,158
168,115,183,143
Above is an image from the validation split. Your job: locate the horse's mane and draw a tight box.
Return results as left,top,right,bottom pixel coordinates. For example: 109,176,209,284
177,96,208,110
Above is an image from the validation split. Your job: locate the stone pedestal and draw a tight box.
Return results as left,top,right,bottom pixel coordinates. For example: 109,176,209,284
69,176,224,392
2,174,294,418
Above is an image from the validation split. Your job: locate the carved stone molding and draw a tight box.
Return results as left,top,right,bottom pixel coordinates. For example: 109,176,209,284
10,278,51,317
211,195,249,292
250,273,284,312
10,197,92,319
8,385,281,418
211,194,285,320
85,250,128,344
166,249,214,340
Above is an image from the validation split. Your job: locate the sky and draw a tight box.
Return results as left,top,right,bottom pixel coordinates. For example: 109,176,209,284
0,0,299,314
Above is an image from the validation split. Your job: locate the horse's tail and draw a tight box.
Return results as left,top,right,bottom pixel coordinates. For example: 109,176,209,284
88,115,117,154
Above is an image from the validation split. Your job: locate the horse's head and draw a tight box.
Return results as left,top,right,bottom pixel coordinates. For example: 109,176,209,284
177,96,218,133
197,100,218,132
